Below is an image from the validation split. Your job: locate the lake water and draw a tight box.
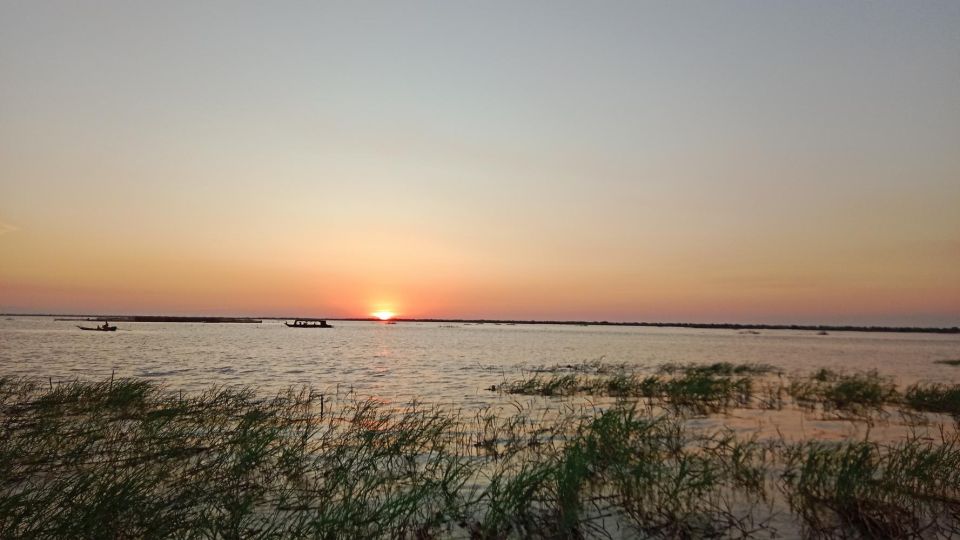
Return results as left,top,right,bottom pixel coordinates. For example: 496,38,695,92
4,316,960,536
2,317,958,409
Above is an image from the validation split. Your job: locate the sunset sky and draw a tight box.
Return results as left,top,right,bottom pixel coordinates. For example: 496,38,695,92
1,1,958,325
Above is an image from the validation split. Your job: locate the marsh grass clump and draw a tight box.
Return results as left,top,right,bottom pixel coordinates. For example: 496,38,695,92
503,371,753,414
780,436,960,537
600,372,655,397
0,377,778,538
788,370,898,413
935,359,960,367
528,359,630,375
501,373,582,396
0,378,479,539
500,370,753,414
659,362,779,377
660,372,753,414
905,383,960,417
4,375,960,538
28,377,156,413
600,414,772,537
755,380,788,410
825,372,898,410
463,405,773,538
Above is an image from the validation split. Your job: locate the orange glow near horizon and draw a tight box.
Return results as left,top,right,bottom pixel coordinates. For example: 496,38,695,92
372,310,396,321
1,3,959,328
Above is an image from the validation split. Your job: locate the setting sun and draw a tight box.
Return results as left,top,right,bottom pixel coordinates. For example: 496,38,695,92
372,310,395,321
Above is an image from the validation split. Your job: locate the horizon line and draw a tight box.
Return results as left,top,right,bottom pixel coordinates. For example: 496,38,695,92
4,312,958,334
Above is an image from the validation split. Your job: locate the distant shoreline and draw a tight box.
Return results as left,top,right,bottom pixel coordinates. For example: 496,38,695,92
329,318,960,334
4,313,958,334
46,316,262,324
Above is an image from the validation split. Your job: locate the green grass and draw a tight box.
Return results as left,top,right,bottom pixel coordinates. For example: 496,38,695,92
661,372,753,414
2,375,959,538
787,370,898,412
0,378,477,538
935,359,960,367
504,367,960,421
904,383,960,416
781,436,960,537
465,405,772,538
591,411,771,537
0,377,777,538
659,362,779,376
500,373,582,396
502,371,753,414
528,359,630,374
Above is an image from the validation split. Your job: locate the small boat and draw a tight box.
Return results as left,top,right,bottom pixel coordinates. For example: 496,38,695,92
77,325,117,332
285,319,333,329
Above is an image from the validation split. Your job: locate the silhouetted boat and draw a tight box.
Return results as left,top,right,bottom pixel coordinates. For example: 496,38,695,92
285,319,332,328
77,325,117,332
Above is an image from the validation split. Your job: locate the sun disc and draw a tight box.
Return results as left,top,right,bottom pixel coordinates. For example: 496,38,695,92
372,310,395,321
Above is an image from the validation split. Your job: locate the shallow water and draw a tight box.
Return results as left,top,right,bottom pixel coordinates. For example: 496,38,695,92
3,316,960,536
2,317,958,406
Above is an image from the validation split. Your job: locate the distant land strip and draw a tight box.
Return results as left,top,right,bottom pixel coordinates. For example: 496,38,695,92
327,318,960,334
3,314,957,333
48,316,262,323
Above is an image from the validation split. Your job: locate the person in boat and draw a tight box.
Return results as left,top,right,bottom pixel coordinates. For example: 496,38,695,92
101,321,111,330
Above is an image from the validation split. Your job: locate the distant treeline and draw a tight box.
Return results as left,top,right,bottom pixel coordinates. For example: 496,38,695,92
330,318,960,334
5,314,957,333
46,316,262,324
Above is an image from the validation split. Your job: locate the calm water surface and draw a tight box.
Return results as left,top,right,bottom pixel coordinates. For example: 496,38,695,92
2,317,958,408
5,319,959,535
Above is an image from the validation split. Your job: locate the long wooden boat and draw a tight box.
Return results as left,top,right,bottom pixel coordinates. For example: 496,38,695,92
77,325,117,332
285,319,332,328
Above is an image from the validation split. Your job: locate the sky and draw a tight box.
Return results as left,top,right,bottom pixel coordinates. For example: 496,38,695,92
1,1,958,325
